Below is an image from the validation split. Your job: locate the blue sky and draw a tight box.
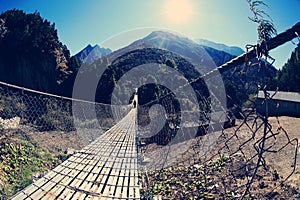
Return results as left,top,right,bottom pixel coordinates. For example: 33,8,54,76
0,0,299,69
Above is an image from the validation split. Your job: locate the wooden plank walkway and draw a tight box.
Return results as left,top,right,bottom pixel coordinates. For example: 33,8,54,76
12,109,140,200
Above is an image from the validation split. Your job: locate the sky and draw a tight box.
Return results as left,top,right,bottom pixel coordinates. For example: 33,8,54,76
0,0,299,69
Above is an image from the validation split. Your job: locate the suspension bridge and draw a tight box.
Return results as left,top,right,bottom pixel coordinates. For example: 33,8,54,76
6,22,300,199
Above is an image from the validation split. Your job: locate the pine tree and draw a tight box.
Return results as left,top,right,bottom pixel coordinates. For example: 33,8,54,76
276,44,300,92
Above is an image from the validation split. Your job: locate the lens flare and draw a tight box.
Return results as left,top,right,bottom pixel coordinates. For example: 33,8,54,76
164,0,194,24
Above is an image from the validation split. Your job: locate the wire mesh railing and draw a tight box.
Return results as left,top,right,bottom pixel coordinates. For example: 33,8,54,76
137,24,300,199
138,69,299,199
0,81,125,133
0,80,135,155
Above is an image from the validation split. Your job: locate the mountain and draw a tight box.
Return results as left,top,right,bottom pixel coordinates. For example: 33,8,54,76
196,38,244,56
72,30,236,103
75,44,112,64
107,31,236,74
135,31,237,68
85,31,276,106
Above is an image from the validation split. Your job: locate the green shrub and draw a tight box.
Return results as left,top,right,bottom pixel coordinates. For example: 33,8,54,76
36,110,75,132
0,130,68,199
0,93,25,120
35,100,75,132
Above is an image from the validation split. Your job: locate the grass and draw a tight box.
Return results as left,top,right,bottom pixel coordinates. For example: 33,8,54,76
141,153,299,199
142,157,229,199
0,129,68,199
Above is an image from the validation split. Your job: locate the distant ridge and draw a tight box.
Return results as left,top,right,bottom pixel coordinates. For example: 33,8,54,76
75,44,112,64
196,38,244,56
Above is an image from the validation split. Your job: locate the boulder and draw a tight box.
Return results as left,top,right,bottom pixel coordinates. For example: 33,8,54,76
0,117,20,129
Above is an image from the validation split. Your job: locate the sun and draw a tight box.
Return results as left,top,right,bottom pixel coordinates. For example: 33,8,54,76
163,0,194,24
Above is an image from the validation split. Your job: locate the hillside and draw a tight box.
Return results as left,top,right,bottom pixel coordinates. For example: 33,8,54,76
95,47,209,105
0,9,79,95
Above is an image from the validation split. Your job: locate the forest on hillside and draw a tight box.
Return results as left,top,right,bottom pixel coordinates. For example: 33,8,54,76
267,43,300,92
0,9,80,95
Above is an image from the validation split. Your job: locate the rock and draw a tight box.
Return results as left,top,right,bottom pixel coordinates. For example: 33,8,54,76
193,164,201,169
0,117,20,129
230,153,254,178
32,172,44,182
66,148,76,155
153,196,163,200
141,156,150,165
